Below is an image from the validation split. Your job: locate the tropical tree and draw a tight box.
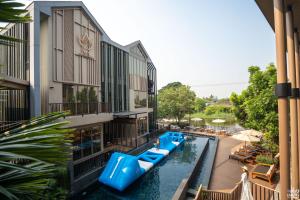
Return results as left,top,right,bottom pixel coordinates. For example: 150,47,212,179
0,112,72,200
194,98,207,112
230,64,278,152
204,104,232,115
158,83,196,122
0,0,31,45
160,82,182,91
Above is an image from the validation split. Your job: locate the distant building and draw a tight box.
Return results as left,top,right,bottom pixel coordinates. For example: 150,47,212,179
0,1,157,195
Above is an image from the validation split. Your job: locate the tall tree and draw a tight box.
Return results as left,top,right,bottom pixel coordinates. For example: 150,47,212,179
159,82,182,91
194,97,207,112
158,84,196,122
230,64,278,152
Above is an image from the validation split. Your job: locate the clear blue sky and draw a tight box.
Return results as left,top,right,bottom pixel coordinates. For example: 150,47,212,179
23,0,276,98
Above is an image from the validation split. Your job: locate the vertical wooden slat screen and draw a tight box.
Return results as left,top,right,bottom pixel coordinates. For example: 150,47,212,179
63,9,74,82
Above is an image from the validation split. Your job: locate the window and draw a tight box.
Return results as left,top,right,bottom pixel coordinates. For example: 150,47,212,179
134,91,147,108
100,42,129,112
137,117,147,136
62,84,99,104
72,126,103,161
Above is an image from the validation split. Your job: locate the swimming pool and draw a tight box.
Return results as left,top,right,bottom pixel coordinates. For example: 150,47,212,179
84,136,217,200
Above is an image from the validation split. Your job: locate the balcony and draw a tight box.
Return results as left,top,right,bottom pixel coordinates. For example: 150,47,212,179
49,102,111,116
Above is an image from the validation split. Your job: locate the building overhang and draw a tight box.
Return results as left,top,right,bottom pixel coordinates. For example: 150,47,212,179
61,113,113,128
0,74,29,90
113,111,148,119
255,0,300,42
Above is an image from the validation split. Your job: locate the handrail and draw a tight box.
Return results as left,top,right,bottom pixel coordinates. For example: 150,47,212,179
0,120,26,133
196,180,280,200
194,185,202,200
199,181,243,200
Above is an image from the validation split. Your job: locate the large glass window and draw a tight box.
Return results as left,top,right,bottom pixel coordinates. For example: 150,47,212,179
72,126,102,161
129,56,147,92
137,117,147,136
103,119,136,149
101,42,129,112
62,84,99,114
63,84,99,104
63,85,76,103
134,91,147,108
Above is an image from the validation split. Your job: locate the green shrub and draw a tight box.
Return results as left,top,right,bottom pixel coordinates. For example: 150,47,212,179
204,104,232,115
255,154,277,165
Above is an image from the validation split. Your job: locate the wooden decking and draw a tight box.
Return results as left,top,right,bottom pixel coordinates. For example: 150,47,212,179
209,135,244,190
209,135,279,191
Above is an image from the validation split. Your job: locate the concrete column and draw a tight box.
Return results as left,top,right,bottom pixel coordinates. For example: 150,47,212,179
29,4,41,117
273,0,290,199
286,8,299,192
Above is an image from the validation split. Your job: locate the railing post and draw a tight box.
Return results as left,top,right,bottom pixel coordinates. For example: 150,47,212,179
273,0,291,199
195,185,203,200
286,7,299,193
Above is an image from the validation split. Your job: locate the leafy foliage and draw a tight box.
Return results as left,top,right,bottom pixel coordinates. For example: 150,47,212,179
204,104,232,115
230,64,278,152
194,98,207,112
0,0,31,45
0,112,72,200
255,154,278,165
158,83,196,122
160,82,182,91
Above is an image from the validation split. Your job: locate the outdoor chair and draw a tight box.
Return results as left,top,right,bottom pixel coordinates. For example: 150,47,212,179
229,152,254,163
238,148,259,156
251,163,276,184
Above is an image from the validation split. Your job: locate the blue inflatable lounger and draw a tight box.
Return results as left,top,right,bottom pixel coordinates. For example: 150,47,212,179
98,132,185,191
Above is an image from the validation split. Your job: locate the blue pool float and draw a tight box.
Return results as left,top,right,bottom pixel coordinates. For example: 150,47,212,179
98,132,185,191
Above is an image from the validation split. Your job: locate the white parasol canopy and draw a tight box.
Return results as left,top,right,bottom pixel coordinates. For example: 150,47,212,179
240,129,263,137
191,118,203,121
162,118,175,122
231,133,261,143
212,119,226,123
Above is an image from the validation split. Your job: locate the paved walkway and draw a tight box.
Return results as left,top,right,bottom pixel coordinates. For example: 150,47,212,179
209,135,244,190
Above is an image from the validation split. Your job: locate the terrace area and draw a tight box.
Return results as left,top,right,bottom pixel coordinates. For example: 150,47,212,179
171,129,280,200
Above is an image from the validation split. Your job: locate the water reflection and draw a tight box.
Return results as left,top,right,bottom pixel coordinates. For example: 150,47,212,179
174,137,198,164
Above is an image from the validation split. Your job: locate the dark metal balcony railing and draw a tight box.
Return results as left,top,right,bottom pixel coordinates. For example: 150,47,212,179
73,150,113,180
0,120,25,133
49,102,111,116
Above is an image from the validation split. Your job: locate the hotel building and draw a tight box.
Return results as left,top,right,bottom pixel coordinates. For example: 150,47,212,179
0,1,157,195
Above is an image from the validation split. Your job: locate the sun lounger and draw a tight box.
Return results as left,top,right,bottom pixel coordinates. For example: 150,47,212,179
229,153,254,163
251,164,276,184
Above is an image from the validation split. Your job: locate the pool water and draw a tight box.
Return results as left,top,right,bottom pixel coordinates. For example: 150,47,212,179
84,136,215,200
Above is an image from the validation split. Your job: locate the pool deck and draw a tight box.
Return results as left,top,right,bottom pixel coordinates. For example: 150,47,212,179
209,135,244,190
187,132,279,191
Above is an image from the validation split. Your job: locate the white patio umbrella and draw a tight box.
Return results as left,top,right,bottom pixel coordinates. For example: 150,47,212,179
191,118,203,121
212,118,226,130
162,118,176,122
240,129,263,137
212,119,226,123
231,132,261,146
232,134,261,142
191,117,203,127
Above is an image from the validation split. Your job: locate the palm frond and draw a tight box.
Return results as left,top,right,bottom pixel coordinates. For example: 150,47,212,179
0,0,31,47
0,112,72,199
